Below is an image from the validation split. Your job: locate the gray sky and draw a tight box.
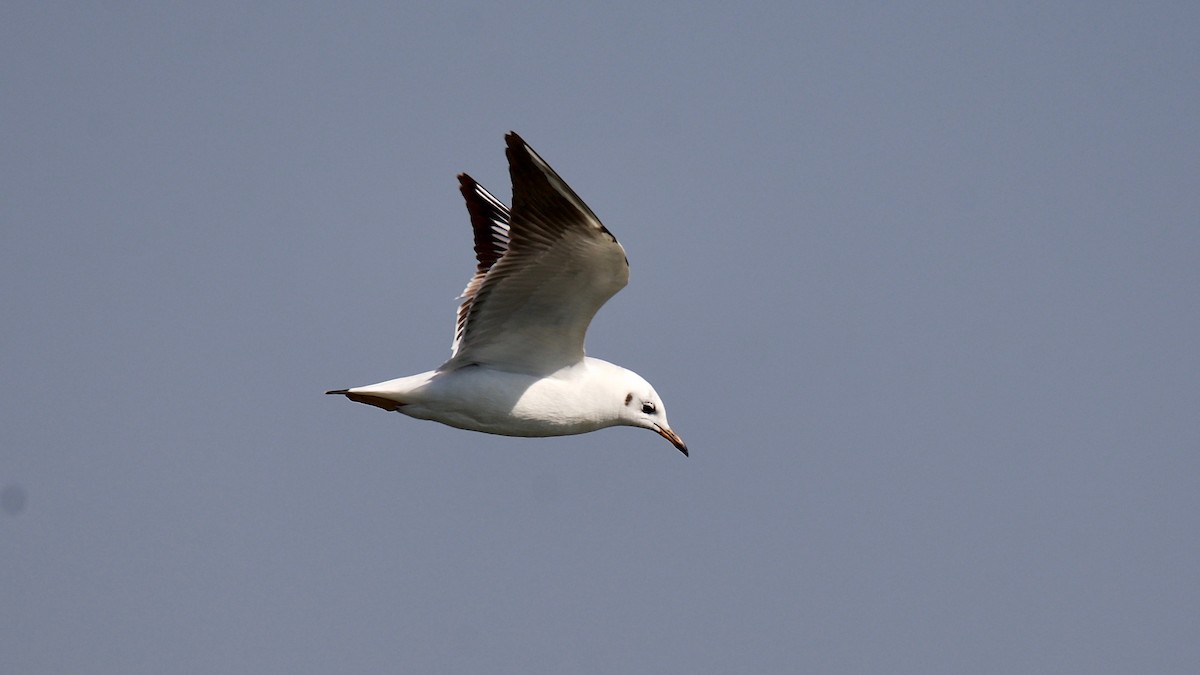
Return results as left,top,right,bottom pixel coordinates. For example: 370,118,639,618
3,3,1198,673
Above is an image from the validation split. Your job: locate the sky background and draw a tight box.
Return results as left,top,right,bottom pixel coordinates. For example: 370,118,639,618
3,2,1198,673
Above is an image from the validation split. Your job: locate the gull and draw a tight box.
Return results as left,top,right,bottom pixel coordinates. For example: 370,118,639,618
327,132,687,455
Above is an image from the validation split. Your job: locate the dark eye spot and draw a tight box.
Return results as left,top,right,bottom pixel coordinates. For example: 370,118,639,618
624,393,633,406
641,402,656,415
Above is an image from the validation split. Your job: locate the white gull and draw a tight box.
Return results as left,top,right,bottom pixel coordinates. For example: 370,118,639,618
327,132,687,455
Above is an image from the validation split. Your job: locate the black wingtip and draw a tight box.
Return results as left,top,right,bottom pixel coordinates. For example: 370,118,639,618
504,132,531,164
325,389,349,395
457,173,480,205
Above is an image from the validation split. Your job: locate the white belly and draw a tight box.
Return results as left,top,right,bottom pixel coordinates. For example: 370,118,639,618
398,360,619,437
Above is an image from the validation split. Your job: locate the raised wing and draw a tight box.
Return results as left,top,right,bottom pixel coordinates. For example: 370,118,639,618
444,132,629,375
453,175,511,356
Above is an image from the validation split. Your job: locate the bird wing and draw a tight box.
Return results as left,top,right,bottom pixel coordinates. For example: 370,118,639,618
452,175,511,356
445,132,628,375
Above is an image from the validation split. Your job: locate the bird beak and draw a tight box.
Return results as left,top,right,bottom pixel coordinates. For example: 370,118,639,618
654,424,688,457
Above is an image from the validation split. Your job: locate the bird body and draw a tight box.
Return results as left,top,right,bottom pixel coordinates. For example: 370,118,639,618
337,357,654,438
328,133,686,455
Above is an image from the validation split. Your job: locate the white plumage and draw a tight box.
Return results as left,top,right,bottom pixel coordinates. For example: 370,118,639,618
328,132,686,455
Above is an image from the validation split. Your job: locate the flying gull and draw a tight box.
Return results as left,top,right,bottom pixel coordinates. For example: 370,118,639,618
327,132,687,455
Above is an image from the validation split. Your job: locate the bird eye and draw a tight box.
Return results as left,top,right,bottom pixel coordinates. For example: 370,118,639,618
641,402,656,415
